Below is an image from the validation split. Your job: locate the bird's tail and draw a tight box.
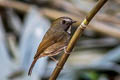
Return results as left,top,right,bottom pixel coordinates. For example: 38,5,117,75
28,57,38,76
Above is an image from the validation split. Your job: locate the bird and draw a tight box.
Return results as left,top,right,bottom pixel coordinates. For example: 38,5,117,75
28,16,76,76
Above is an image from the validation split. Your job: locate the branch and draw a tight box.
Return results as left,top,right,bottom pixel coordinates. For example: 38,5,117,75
0,0,30,13
49,0,108,80
42,8,120,39
0,1,120,38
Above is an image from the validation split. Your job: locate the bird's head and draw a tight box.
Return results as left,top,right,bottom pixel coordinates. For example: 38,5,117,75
52,17,76,32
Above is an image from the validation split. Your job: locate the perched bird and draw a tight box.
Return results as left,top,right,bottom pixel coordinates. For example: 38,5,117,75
28,17,76,76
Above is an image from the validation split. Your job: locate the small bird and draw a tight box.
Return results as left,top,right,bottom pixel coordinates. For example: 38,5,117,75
28,17,76,76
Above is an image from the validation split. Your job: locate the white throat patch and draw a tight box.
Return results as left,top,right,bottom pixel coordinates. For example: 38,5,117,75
67,26,71,34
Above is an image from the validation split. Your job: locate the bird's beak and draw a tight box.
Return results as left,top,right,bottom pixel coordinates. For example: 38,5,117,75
71,20,77,24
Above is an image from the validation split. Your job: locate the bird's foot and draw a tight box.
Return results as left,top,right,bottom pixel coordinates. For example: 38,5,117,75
64,46,70,54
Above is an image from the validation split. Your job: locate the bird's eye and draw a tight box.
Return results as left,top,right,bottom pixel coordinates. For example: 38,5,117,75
62,20,66,24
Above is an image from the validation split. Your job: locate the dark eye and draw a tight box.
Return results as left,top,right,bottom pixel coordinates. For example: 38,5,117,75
62,20,66,24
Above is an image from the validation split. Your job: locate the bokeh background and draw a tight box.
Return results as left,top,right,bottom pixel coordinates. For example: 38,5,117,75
0,0,120,80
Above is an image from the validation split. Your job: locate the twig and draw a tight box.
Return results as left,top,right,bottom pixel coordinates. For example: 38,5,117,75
50,0,85,17
0,0,30,13
0,1,120,38
50,0,120,25
76,37,119,49
96,14,120,25
49,0,108,80
42,8,120,39
74,63,120,74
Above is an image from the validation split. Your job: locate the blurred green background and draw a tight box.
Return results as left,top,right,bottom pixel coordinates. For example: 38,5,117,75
0,0,120,80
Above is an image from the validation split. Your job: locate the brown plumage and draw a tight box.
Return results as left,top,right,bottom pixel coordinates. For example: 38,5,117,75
28,17,76,76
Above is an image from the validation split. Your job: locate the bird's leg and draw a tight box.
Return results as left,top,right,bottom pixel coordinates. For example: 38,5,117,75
50,57,58,63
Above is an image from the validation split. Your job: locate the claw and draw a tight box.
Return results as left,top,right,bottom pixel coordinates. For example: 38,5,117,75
64,46,70,54
64,46,68,53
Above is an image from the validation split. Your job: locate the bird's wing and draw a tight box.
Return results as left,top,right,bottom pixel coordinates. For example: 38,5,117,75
41,41,67,57
39,32,70,57
34,30,65,59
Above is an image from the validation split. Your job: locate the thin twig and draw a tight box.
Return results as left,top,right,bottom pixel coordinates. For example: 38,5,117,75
42,8,120,39
0,0,30,13
49,0,108,80
0,1,119,38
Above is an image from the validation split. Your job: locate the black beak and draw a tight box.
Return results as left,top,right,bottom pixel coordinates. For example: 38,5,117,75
71,20,77,24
